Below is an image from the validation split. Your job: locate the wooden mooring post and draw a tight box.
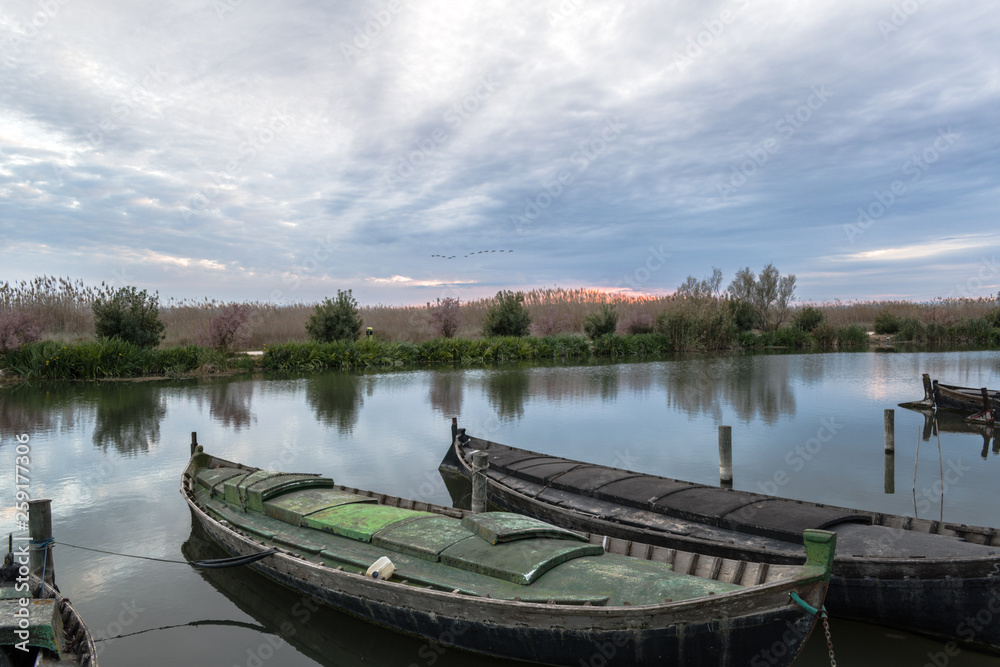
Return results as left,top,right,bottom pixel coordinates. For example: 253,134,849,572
719,425,733,489
471,451,489,513
884,409,895,453
884,451,895,494
28,498,55,588
190,431,199,456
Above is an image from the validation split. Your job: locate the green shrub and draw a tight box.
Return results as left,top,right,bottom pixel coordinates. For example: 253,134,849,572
836,324,869,347
894,317,926,341
306,290,363,342
873,309,900,335
92,286,166,348
727,299,759,332
811,323,837,349
583,304,618,340
655,310,697,350
482,291,531,337
792,306,824,332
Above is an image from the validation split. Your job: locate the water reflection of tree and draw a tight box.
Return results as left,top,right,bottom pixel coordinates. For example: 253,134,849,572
92,384,166,455
306,373,364,434
429,371,463,418
0,382,85,443
207,379,256,430
485,369,529,421
664,355,796,424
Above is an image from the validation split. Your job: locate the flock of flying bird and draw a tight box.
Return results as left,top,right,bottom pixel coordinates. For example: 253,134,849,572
430,249,514,259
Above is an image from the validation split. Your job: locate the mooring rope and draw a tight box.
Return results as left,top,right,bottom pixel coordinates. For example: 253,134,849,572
54,541,277,569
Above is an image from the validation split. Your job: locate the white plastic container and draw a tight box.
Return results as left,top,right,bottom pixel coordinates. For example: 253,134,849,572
366,556,395,580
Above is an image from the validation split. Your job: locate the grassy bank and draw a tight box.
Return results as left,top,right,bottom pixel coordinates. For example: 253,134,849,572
0,326,881,379
0,339,251,380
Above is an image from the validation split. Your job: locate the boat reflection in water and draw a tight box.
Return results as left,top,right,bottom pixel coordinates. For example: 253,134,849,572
182,515,519,667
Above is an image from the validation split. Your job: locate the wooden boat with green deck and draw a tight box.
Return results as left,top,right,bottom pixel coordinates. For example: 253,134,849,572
1,549,97,667
182,442,836,666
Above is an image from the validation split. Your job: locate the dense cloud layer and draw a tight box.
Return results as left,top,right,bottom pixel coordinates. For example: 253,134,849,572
2,0,998,304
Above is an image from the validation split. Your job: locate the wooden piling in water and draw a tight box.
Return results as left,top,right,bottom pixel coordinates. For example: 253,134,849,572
471,451,489,513
884,409,895,453
191,431,199,456
719,425,733,489
884,451,895,494
28,498,54,587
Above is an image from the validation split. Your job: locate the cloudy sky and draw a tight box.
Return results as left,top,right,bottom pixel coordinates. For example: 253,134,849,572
2,0,998,306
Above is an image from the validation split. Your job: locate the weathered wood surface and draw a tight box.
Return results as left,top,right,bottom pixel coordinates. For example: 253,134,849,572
440,429,1000,652
183,450,834,667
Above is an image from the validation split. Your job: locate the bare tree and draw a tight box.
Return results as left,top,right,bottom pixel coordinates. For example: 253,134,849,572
676,267,724,300
727,263,796,331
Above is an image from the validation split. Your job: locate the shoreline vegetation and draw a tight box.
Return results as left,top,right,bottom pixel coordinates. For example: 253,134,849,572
1,276,999,380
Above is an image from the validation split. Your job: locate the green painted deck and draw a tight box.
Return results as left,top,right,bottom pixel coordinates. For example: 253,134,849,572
302,503,432,542
193,463,750,604
263,488,375,525
461,512,588,544
439,535,604,585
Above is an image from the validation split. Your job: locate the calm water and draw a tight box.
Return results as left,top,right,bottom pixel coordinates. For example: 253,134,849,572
2,349,999,666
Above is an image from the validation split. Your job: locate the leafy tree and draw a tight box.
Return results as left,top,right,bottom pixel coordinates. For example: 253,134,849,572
583,304,618,340
727,264,796,332
92,286,166,348
481,290,531,337
306,289,363,342
792,306,824,332
873,309,901,335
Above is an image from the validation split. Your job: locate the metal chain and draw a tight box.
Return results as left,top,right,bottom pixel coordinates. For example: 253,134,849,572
822,612,837,667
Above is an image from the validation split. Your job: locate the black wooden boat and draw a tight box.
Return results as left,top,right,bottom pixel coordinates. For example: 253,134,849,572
900,373,1000,423
1,546,98,666
440,421,1000,653
182,444,836,666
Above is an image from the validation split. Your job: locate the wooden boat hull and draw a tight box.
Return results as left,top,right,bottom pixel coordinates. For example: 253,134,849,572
900,373,1000,423
440,428,1000,653
183,450,832,667
0,573,98,666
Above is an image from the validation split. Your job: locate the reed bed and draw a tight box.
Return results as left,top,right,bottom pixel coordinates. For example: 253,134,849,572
1,277,998,352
